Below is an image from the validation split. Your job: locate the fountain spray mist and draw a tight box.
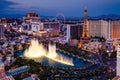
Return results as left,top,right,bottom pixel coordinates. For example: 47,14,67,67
24,39,74,66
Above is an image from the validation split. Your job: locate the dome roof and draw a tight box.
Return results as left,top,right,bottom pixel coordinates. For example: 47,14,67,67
25,12,39,18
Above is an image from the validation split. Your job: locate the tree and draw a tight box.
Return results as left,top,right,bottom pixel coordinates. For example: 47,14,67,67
0,50,3,55
81,78,86,80
55,78,63,80
22,44,30,49
110,51,117,58
2,55,6,62
105,72,116,79
93,76,99,80
101,52,109,62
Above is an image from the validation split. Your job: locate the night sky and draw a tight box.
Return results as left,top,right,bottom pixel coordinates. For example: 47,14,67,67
0,0,120,17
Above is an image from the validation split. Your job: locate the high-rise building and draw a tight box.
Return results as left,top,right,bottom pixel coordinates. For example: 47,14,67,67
117,45,120,76
67,23,83,40
31,22,41,32
78,8,90,48
40,22,60,37
41,22,60,31
66,25,70,41
88,20,110,39
111,20,120,40
23,12,42,32
0,25,5,39
88,20,120,40
23,12,40,23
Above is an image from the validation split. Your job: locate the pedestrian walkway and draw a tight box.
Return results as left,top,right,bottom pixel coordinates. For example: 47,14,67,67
5,76,15,80
23,77,33,80
0,76,15,80
6,66,30,76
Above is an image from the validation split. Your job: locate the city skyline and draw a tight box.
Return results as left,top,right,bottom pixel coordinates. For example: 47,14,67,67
0,0,120,18
0,1,119,79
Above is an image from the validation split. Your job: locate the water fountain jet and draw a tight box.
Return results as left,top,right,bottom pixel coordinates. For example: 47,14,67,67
24,39,74,66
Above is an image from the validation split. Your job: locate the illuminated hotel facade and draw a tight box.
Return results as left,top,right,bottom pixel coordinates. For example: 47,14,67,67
23,12,42,32
41,22,60,31
41,22,60,37
88,20,110,39
88,20,120,40
111,20,120,40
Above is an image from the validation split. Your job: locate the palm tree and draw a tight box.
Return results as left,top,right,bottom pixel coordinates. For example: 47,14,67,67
2,55,6,62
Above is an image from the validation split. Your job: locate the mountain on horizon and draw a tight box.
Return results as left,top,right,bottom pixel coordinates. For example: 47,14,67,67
87,14,120,20
0,14,120,20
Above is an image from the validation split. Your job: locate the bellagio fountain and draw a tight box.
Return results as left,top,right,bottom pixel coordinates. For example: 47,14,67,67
24,39,74,66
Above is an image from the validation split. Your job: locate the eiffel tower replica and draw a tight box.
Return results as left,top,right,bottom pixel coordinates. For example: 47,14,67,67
78,8,90,48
